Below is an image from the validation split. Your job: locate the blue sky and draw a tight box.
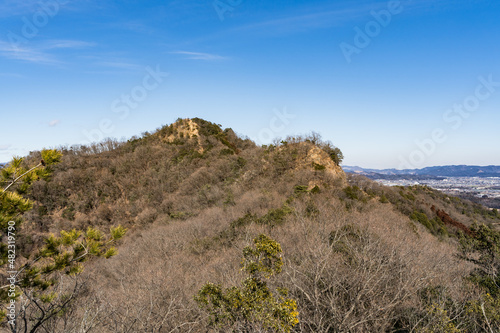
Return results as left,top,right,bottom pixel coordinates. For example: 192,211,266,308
0,0,499,169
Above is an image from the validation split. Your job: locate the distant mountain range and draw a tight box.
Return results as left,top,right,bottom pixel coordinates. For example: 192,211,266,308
343,165,500,178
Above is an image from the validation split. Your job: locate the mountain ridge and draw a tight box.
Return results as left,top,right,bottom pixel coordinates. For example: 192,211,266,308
344,164,500,178
2,118,500,332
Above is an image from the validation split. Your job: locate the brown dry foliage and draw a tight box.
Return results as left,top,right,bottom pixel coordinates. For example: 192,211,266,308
5,119,499,332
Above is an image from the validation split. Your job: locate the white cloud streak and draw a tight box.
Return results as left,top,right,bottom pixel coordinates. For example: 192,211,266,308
223,0,458,36
0,41,56,64
0,39,95,64
42,40,96,50
171,51,228,61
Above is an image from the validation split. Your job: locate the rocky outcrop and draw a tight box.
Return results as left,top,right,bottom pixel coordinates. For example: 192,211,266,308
158,118,204,152
263,141,346,187
299,145,345,181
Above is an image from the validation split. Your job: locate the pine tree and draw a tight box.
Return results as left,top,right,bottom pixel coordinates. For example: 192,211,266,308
195,234,299,332
0,150,126,332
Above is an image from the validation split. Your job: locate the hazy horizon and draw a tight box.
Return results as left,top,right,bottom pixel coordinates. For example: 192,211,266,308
1,0,499,169
343,164,500,170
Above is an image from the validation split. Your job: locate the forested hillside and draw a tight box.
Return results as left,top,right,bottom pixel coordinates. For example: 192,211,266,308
1,118,499,332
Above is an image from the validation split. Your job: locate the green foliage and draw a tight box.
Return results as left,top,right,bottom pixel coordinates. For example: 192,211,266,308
410,210,447,236
460,223,500,297
343,186,358,200
416,304,462,333
400,189,416,201
104,247,118,258
40,149,63,166
319,144,343,166
19,226,126,286
465,293,500,332
195,234,299,332
304,132,344,166
192,118,240,153
313,162,326,170
0,191,32,229
258,205,293,227
459,224,500,331
293,185,309,195
310,185,321,194
236,156,247,169
194,200,296,255
294,184,321,196
1,150,62,192
230,213,257,229
220,148,235,156
168,211,192,220
343,186,366,203
110,225,127,240
0,151,127,327
242,234,283,278
173,147,204,163
0,224,127,323
0,152,64,267
410,211,432,230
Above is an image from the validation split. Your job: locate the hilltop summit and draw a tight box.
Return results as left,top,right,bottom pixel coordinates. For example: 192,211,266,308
154,118,346,184
155,117,244,155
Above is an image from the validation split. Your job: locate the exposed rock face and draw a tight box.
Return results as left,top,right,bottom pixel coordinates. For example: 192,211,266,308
161,118,204,152
263,141,346,187
300,145,345,180
164,119,200,142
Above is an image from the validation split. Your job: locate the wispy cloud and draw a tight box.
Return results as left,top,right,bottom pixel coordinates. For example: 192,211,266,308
0,0,43,17
179,2,379,46
220,0,456,37
0,0,93,18
49,119,60,127
42,40,96,50
0,145,12,151
0,41,56,64
0,39,95,64
231,5,376,35
171,51,228,61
